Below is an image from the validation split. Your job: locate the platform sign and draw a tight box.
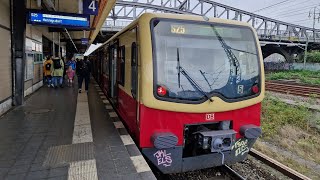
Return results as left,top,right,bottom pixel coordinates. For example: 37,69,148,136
81,38,89,45
83,0,99,15
28,10,90,28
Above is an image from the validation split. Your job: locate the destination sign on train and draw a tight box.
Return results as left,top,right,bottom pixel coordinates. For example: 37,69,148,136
28,10,90,28
170,24,242,38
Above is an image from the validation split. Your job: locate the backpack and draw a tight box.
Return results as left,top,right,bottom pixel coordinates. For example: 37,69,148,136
79,61,89,75
45,63,51,70
53,59,62,69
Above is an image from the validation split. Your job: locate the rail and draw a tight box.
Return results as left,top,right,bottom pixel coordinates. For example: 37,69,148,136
220,165,246,180
266,81,320,98
249,149,311,180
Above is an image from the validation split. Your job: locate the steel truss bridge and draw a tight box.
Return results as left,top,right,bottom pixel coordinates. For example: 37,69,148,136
101,0,320,43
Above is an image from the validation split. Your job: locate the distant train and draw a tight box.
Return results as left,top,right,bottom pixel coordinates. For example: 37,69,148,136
91,13,264,174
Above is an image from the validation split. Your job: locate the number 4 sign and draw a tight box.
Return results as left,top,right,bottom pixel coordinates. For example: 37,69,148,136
83,0,99,15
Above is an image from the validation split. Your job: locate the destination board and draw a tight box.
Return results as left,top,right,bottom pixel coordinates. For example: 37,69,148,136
28,10,90,28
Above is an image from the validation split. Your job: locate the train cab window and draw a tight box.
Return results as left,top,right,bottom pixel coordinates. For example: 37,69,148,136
131,42,138,99
118,46,125,86
152,20,260,103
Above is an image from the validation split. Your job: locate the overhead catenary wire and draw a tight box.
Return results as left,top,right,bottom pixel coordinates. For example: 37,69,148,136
270,3,320,18
252,0,319,28
262,0,314,15
289,18,313,23
272,11,308,19
253,0,296,13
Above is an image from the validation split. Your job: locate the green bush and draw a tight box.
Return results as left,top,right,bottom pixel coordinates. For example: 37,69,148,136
301,51,320,63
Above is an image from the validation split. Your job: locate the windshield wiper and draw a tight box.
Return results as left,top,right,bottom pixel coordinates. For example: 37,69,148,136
177,48,181,88
211,26,241,83
200,70,213,91
225,45,257,55
176,48,213,102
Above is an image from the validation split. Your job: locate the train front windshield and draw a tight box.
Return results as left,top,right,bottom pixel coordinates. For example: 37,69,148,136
152,20,260,102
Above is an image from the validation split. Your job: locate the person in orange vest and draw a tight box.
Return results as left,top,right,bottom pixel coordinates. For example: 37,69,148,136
43,56,53,87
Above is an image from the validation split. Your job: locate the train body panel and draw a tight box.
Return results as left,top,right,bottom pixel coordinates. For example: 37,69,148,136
90,13,264,174
139,103,261,148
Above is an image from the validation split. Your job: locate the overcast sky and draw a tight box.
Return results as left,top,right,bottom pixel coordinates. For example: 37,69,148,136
214,0,320,29
88,0,320,54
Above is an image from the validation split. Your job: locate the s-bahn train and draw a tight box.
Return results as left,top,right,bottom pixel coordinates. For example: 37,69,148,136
91,13,264,174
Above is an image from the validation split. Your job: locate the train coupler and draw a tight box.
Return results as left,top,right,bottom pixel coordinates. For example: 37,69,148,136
195,129,236,153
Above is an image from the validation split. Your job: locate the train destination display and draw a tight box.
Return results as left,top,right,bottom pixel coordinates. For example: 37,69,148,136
28,11,90,28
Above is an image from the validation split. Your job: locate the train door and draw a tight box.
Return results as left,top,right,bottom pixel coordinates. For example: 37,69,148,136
131,42,138,126
97,51,101,83
109,43,118,100
131,26,140,132
99,50,104,84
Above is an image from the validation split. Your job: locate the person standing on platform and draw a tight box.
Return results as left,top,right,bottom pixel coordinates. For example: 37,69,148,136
43,56,53,87
76,58,91,93
61,57,67,85
66,66,75,87
66,58,76,71
51,57,64,89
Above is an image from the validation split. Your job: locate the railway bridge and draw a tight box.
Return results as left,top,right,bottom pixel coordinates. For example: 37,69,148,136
95,0,320,62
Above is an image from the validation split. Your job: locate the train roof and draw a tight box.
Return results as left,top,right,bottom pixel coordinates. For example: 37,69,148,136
92,13,254,54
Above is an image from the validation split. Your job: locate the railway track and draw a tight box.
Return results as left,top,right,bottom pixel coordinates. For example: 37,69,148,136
155,148,311,180
249,149,311,180
266,81,320,98
219,165,246,180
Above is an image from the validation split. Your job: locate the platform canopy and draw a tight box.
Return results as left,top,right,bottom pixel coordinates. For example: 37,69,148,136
35,0,116,53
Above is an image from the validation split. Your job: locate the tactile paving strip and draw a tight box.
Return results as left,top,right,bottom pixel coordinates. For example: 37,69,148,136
43,142,94,168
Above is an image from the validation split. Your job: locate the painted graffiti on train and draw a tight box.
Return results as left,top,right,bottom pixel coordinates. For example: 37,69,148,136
232,139,249,157
154,150,173,167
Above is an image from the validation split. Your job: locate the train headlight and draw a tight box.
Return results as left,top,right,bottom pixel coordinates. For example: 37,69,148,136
202,136,210,149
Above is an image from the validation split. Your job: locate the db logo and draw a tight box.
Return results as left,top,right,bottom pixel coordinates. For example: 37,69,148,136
205,113,215,121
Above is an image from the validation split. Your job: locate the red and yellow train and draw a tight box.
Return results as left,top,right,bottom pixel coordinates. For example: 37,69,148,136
91,13,264,174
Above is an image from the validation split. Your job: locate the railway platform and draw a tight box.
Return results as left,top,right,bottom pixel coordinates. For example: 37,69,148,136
0,78,156,180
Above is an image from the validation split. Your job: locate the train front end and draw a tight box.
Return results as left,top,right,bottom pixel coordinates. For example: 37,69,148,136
138,13,264,174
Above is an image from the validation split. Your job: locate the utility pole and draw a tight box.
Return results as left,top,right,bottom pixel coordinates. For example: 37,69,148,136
309,6,320,42
303,38,308,70
304,6,320,69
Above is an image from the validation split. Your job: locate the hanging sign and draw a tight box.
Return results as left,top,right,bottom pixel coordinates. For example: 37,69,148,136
81,38,89,45
83,0,99,15
28,10,90,28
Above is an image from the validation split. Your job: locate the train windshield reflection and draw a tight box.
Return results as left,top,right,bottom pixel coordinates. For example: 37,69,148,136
152,20,260,101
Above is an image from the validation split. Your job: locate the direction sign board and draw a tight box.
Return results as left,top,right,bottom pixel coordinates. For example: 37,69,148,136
28,10,90,28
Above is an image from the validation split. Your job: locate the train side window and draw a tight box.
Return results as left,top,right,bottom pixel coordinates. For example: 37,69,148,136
131,42,138,99
119,46,125,86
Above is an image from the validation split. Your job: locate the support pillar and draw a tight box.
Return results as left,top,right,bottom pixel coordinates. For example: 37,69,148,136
11,0,26,106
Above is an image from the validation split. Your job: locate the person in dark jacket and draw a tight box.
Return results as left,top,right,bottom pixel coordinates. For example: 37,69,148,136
76,58,91,93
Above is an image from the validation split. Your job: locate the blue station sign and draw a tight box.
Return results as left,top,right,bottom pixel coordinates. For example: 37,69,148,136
28,10,90,28
81,38,89,45
83,0,99,15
